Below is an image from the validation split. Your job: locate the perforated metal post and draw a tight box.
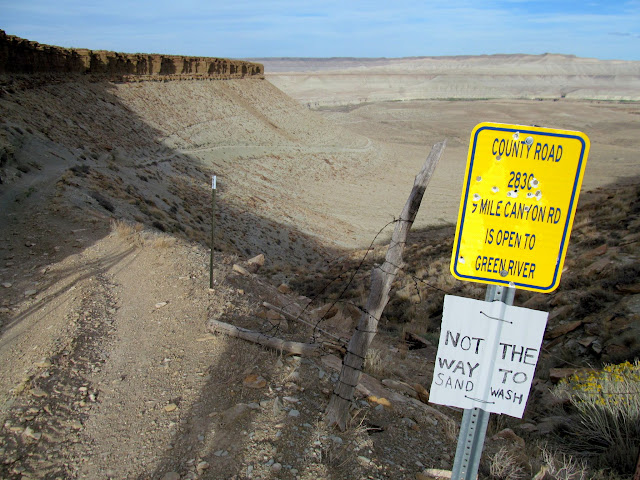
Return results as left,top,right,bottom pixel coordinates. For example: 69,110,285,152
450,284,515,480
209,176,216,289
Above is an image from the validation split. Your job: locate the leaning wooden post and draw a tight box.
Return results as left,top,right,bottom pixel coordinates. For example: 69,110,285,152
325,140,446,430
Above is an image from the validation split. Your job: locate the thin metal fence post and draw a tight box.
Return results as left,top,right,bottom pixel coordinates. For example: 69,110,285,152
209,176,216,289
450,284,515,480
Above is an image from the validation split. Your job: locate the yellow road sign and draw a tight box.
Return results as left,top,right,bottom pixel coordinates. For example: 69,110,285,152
451,122,590,292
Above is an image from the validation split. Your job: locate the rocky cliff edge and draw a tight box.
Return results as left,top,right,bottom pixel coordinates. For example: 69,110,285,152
0,30,263,80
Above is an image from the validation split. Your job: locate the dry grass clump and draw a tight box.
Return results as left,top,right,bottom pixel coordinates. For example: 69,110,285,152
111,219,145,246
111,219,142,237
539,447,588,480
364,348,390,377
488,446,526,480
150,235,176,249
317,412,369,475
553,360,640,473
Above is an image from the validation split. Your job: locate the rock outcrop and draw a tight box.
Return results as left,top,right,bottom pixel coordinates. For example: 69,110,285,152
0,30,263,80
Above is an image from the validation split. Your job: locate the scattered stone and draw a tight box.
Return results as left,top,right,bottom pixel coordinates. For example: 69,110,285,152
578,336,597,347
22,426,42,441
603,343,632,361
412,383,430,403
220,403,251,425
34,359,52,368
24,289,37,297
583,244,608,259
584,322,601,336
164,403,178,413
418,469,452,479
272,397,284,414
584,257,613,276
155,301,168,309
277,283,292,294
545,320,582,339
491,428,525,448
232,264,250,276
246,253,265,273
401,417,419,431
196,461,209,475
30,388,48,398
271,463,282,473
161,473,180,480
288,409,300,417
69,420,83,430
616,282,640,294
283,396,299,403
591,339,603,354
2,282,12,288
621,294,640,314
382,379,418,398
243,374,267,389
546,305,573,323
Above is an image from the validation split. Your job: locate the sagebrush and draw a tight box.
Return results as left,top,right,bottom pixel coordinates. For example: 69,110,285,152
554,360,640,473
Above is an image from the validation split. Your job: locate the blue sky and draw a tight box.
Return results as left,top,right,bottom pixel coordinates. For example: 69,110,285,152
1,0,639,60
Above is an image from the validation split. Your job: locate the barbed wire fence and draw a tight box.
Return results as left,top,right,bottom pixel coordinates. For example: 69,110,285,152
237,212,640,401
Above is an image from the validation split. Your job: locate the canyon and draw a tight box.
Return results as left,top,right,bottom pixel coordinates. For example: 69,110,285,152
1,32,639,479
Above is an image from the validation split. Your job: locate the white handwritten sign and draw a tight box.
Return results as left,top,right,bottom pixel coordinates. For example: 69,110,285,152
429,295,547,418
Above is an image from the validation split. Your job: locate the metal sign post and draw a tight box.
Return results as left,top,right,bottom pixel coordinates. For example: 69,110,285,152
436,122,590,479
209,175,216,289
450,284,514,480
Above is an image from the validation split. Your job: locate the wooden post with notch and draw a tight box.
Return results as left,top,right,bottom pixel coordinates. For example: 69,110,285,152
325,140,446,430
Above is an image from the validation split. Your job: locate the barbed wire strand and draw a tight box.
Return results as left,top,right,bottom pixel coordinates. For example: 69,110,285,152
238,216,639,392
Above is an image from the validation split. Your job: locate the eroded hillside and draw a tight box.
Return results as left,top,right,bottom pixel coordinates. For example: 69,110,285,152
0,75,383,268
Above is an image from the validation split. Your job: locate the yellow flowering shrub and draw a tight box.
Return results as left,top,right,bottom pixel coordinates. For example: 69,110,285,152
555,361,640,473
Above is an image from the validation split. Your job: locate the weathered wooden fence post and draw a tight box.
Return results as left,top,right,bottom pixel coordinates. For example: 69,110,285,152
325,140,446,430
